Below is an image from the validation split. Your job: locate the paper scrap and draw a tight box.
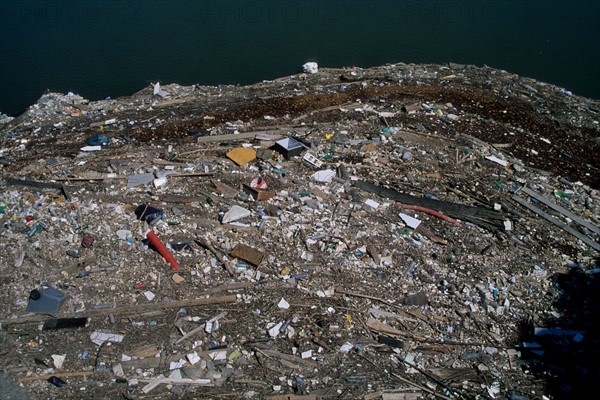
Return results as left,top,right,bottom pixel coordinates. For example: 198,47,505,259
90,331,124,346
208,350,228,361
301,350,313,359
365,199,380,209
222,205,251,224
278,298,290,309
268,322,283,338
113,363,125,377
187,352,201,365
312,169,335,183
52,354,66,369
485,155,509,167
399,213,421,229
153,177,168,188
303,152,323,168
170,358,186,370
80,145,102,152
340,342,353,353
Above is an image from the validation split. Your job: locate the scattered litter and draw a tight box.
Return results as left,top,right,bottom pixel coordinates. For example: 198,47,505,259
0,61,597,400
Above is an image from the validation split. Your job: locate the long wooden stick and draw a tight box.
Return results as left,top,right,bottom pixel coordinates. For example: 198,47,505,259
355,180,506,231
17,371,95,382
0,295,236,326
520,186,600,234
512,195,600,251
335,286,404,310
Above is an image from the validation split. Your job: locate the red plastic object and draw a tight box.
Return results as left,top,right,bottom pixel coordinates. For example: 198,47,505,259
145,230,180,271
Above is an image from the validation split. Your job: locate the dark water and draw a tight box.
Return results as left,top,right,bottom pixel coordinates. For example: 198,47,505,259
0,0,598,117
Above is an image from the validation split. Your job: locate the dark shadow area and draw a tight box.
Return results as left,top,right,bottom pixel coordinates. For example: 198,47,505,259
516,256,600,398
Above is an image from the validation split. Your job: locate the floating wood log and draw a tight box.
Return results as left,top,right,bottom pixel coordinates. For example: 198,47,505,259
354,180,507,231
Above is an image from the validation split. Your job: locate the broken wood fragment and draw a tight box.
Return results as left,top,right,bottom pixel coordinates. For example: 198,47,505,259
366,317,410,337
16,371,95,383
335,287,404,310
511,195,600,251
6,178,71,200
230,243,265,267
355,180,506,231
428,368,482,382
520,186,600,234
397,203,464,227
0,295,236,326
257,349,319,368
193,130,284,144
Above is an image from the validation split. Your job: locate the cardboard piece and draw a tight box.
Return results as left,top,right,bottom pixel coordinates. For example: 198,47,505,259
226,148,256,166
230,243,265,267
242,184,276,201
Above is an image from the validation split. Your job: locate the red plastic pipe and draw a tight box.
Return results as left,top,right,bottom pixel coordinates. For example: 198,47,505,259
146,230,180,271
397,203,464,228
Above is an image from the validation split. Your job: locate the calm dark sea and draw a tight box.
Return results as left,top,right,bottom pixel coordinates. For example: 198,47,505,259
1,0,598,117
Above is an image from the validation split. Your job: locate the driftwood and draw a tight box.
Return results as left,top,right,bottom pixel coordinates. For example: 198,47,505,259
354,180,507,231
519,186,600,234
0,295,236,326
511,195,600,251
6,178,72,200
16,371,95,382
192,130,284,144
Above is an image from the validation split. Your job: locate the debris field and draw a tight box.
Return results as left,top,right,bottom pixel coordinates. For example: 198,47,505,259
0,62,599,400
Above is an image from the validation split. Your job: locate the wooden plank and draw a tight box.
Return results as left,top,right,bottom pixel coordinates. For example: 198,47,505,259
258,349,319,367
512,195,600,251
0,295,237,326
194,130,283,144
354,180,506,231
520,186,600,234
366,317,410,337
17,371,95,382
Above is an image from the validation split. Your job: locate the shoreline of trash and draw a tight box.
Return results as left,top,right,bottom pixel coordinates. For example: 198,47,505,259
0,62,598,400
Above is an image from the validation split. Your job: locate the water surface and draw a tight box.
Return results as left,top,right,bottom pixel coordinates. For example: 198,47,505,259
0,0,598,116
